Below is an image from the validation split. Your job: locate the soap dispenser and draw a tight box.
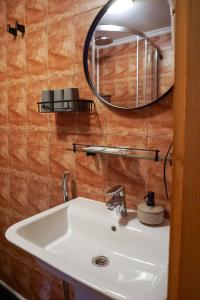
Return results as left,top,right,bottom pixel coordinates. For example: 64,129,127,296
137,192,164,225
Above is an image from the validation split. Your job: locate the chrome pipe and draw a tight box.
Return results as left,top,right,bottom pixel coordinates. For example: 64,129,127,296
62,171,74,203
155,49,158,99
144,39,148,104
92,34,96,86
97,48,100,93
136,35,140,107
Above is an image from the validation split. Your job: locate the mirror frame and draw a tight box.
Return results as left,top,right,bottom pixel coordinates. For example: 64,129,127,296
83,0,174,110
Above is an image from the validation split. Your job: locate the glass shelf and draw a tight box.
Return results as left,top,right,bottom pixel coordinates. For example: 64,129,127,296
37,99,94,113
72,143,172,163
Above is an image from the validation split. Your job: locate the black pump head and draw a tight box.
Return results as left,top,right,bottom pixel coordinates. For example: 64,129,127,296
144,191,155,206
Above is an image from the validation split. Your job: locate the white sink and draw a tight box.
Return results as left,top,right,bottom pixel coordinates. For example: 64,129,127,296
6,197,169,300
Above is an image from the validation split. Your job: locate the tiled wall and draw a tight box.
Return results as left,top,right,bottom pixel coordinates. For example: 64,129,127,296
0,0,173,299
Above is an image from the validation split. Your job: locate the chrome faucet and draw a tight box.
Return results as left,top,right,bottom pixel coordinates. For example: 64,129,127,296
62,171,74,202
106,185,127,217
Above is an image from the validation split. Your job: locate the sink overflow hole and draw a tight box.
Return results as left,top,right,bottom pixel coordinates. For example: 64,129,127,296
111,226,117,232
92,256,109,267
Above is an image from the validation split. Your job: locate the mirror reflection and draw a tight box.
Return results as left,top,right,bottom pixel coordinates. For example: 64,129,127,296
86,0,174,109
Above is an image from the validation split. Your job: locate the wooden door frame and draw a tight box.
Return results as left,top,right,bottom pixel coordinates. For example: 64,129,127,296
168,0,200,299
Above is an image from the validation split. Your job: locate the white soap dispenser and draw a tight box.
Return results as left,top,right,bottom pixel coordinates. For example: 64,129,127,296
137,192,164,225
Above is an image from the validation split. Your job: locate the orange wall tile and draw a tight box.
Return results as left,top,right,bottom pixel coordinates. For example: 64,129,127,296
0,0,173,299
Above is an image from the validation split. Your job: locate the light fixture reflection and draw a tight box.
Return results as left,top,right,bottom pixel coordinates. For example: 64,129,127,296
107,0,134,15
95,36,113,46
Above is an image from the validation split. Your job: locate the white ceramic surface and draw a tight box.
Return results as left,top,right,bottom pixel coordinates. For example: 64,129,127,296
6,197,169,300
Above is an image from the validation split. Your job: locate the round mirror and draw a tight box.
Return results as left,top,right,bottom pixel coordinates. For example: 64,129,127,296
83,0,174,109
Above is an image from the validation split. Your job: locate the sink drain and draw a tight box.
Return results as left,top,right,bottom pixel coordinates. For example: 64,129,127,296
92,256,109,267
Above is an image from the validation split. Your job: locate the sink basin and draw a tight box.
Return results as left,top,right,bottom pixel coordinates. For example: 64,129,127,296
6,197,169,300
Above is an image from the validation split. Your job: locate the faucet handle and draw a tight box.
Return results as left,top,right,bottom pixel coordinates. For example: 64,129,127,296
106,185,125,197
106,185,125,210
106,185,127,216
